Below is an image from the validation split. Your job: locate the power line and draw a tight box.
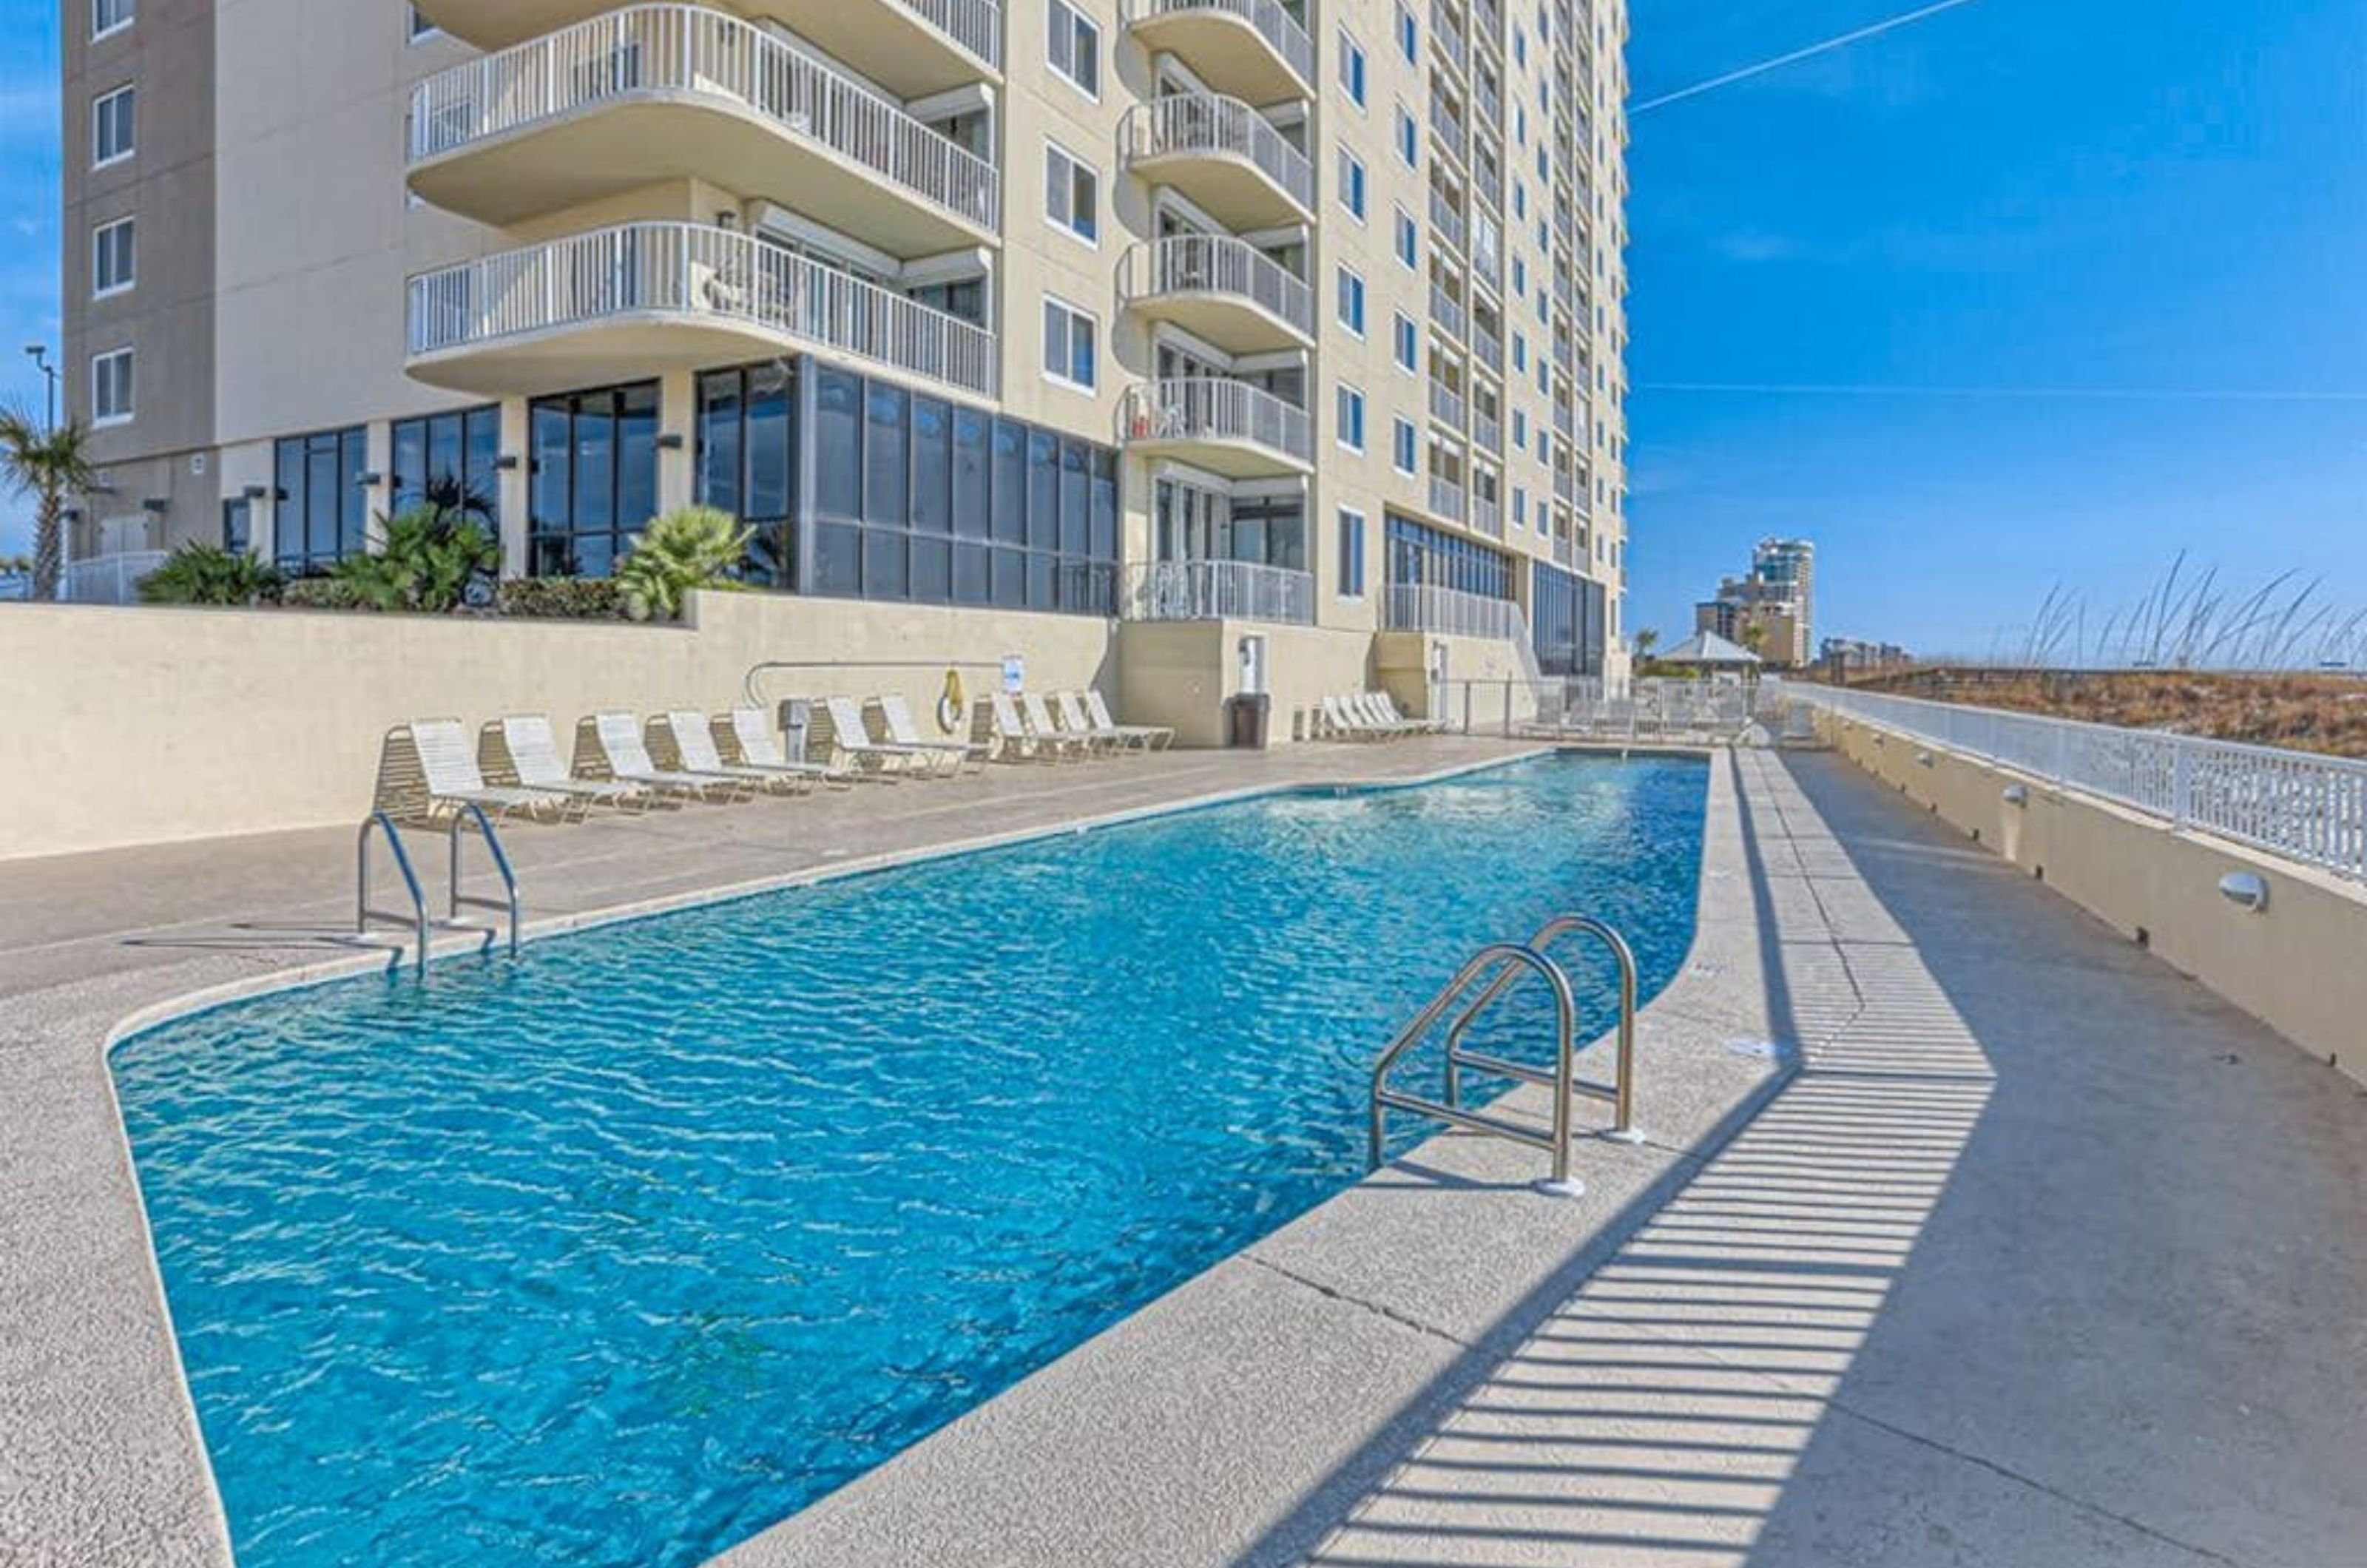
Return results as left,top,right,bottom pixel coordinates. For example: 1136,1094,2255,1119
1632,0,1988,114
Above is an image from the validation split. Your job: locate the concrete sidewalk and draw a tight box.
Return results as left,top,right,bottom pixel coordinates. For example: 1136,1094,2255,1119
1291,750,2367,1568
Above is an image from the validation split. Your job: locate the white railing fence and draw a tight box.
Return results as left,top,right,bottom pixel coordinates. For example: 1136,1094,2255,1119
1381,582,1524,642
408,4,999,229
1130,0,1315,87
1124,93,1314,212
1121,558,1314,625
1436,676,1767,741
1783,683,2367,883
1121,233,1312,336
61,551,169,606
1121,376,1312,462
407,222,1000,396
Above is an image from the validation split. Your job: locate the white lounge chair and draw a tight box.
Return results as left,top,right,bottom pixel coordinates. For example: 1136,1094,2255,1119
875,693,985,774
1320,695,1388,741
726,708,853,789
985,690,1061,762
1050,692,1125,755
822,695,932,777
662,711,819,794
490,714,648,811
1020,692,1093,760
1369,692,1445,734
1084,689,1175,751
408,718,578,821
583,712,749,802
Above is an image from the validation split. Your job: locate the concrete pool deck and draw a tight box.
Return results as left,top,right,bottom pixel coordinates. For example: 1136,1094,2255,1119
2,742,2362,1566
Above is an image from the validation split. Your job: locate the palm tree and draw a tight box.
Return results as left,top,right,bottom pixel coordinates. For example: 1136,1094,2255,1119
1632,626,1660,660
0,405,99,603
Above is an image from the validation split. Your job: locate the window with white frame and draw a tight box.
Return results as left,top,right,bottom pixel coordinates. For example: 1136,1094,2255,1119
91,347,134,425
1047,0,1101,97
92,216,135,297
92,84,135,166
1336,146,1368,220
1396,2,1417,62
1394,206,1418,268
1392,417,1417,474
1337,266,1366,336
1338,29,1367,107
1337,385,1366,451
1041,297,1097,389
93,0,133,38
1044,143,1098,243
1337,507,1367,595
1394,104,1418,167
1393,311,1417,371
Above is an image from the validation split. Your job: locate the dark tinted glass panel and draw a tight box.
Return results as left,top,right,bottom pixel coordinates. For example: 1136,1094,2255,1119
1026,550,1054,609
698,374,744,518
747,379,791,521
911,396,950,535
953,542,990,604
863,385,908,524
814,369,862,518
953,408,991,539
990,547,1027,608
1089,450,1116,560
814,520,862,597
863,527,909,598
618,385,658,531
1058,441,1088,555
1026,430,1058,547
910,535,951,603
990,419,1027,541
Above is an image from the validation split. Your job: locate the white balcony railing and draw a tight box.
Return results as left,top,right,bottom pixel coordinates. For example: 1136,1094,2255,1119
1428,473,1466,522
1121,558,1314,625
1473,322,1503,371
1130,0,1315,89
1473,408,1502,451
1429,186,1466,254
1121,233,1313,337
1471,487,1503,538
897,0,1004,70
1430,282,1468,342
1432,2,1468,74
407,222,1000,396
1428,379,1466,428
1121,376,1313,463
1383,581,1528,642
1785,685,2367,884
408,4,999,231
61,550,168,606
1123,93,1315,214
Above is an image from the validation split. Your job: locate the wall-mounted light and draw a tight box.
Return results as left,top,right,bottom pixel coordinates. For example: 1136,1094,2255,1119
60,506,82,524
356,470,385,487
1915,750,1936,768
2217,871,2269,913
141,497,171,514
655,432,686,450
2002,783,2029,805
493,454,520,471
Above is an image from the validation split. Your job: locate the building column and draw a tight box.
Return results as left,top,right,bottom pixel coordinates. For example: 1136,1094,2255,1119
657,368,698,518
498,397,532,578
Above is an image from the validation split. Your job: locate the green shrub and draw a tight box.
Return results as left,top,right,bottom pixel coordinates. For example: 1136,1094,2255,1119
616,505,752,622
277,575,363,611
495,576,627,621
136,544,282,606
331,507,500,613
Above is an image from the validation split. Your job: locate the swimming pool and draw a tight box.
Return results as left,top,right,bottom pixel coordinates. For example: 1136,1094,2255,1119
112,754,1706,1568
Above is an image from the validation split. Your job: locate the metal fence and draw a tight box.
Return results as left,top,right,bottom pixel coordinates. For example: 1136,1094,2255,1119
1784,681,2367,883
1120,558,1314,625
1431,677,1768,743
62,551,168,606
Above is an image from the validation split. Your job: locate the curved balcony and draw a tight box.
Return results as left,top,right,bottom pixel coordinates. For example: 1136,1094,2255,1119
1120,377,1311,478
1122,94,1314,230
411,0,1000,95
1119,234,1311,355
408,5,999,253
1125,0,1314,104
405,222,999,399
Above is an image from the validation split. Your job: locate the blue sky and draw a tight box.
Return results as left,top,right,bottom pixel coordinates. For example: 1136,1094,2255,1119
1,1,2362,652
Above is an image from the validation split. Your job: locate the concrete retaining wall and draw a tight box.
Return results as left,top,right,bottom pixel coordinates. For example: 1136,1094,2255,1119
1820,712,2367,1082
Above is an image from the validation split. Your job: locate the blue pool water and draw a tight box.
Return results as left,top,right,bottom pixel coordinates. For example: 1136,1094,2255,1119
113,754,1706,1568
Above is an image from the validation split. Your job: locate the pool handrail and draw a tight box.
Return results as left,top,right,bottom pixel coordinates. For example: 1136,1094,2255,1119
1369,940,1584,1196
1442,913,1643,1142
357,807,522,976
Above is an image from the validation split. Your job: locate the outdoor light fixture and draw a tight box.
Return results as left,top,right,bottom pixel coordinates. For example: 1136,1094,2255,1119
655,433,686,450
141,498,170,514
2217,871,2269,913
493,454,520,471
2002,784,2030,805
1915,750,1936,768
241,484,269,501
357,471,384,487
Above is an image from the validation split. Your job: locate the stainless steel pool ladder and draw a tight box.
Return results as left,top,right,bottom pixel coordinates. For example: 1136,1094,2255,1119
356,806,521,977
1367,914,1644,1197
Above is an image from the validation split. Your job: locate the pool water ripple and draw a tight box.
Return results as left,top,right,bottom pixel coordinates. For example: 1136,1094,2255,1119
113,755,1705,1568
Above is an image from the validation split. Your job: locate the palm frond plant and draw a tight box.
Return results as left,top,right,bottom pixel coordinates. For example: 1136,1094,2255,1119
0,405,99,603
137,543,283,606
616,506,754,622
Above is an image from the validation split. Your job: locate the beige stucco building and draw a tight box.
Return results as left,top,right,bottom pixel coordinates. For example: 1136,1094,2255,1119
60,0,1630,706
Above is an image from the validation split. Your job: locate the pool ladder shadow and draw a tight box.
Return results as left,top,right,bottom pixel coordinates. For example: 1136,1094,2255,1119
1368,914,1641,1199
357,808,522,979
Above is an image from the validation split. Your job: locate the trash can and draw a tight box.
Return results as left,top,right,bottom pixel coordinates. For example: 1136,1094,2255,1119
1226,692,1272,750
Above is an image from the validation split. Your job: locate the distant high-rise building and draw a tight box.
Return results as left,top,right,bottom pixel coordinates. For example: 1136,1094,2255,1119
1695,537,1814,666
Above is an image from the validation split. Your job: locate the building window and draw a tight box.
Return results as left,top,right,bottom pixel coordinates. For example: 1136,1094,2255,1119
1338,30,1367,107
92,84,135,167
92,216,135,297
1396,2,1417,62
220,498,251,556
1387,511,1515,600
1394,312,1417,371
1045,143,1099,243
391,404,503,524
1337,507,1367,596
694,362,798,586
528,382,661,578
274,425,371,573
1337,148,1367,220
1392,416,1417,475
1336,385,1365,452
1513,409,1527,448
1394,104,1418,167
90,347,133,425
1394,206,1418,268
1042,296,1097,390
1336,266,1365,336
93,0,133,39
1047,0,1100,97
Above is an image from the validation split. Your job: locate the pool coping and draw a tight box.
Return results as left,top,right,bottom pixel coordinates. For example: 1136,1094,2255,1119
37,740,1778,1568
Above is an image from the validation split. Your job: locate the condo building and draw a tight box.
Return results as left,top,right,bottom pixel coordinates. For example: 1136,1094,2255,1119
59,0,1630,720
1697,536,1814,669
